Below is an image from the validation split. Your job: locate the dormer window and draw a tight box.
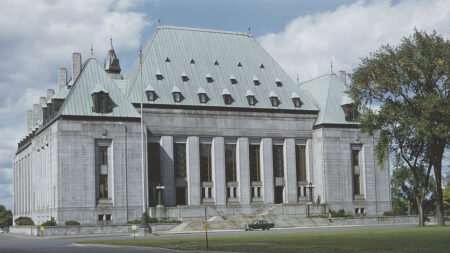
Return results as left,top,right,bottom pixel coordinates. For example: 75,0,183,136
246,90,256,106
269,91,279,106
197,88,207,104
222,89,232,105
237,62,242,67
165,57,171,62
181,72,189,82
91,84,110,113
155,71,163,80
190,59,195,64
275,78,283,87
342,104,359,122
172,86,182,102
214,60,219,66
206,74,214,83
230,75,238,84
253,77,260,86
260,64,265,69
145,85,157,101
291,92,302,108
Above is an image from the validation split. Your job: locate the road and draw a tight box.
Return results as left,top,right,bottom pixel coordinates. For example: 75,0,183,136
0,224,416,253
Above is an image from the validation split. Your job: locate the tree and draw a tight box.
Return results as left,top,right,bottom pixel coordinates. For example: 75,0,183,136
0,205,13,229
349,29,449,226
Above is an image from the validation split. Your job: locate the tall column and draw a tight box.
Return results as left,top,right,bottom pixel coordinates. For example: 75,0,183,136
237,138,251,205
212,137,226,206
186,136,201,205
260,138,274,204
160,136,175,206
306,139,313,183
284,138,297,203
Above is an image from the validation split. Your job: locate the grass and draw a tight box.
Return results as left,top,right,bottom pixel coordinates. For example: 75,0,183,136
77,226,450,253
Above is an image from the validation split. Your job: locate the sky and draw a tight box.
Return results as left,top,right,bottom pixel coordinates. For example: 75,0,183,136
0,0,449,211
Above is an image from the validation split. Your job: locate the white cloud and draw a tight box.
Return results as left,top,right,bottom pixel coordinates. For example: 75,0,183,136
0,0,151,212
258,0,450,81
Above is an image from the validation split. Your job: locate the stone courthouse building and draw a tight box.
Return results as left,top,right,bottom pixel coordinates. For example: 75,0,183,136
13,26,391,225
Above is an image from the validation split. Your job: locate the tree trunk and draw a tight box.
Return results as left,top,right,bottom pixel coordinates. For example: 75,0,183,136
416,196,425,227
432,140,445,226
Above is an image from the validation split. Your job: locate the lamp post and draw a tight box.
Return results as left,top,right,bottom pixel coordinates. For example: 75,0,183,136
156,184,165,207
307,182,314,203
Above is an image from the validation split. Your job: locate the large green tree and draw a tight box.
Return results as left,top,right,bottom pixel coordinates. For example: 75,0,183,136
349,29,449,226
0,205,12,229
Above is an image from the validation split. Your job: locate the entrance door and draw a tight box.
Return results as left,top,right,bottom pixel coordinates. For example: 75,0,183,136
176,187,186,205
274,186,284,204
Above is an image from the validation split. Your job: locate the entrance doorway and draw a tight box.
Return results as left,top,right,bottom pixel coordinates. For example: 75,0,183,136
274,186,284,204
176,187,186,205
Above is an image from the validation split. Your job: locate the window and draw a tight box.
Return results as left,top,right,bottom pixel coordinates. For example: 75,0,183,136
342,104,359,121
190,59,195,64
249,144,261,182
92,92,109,113
292,97,302,108
165,57,171,62
148,142,161,183
214,60,219,66
98,215,104,221
155,71,163,80
206,74,214,83
273,145,284,177
352,148,361,195
247,95,256,106
275,79,283,87
146,90,157,101
181,72,189,82
230,75,237,84
105,214,111,220
237,62,242,67
260,64,265,69
295,145,306,181
198,93,207,103
225,143,237,182
223,94,232,105
200,143,212,182
269,92,279,106
253,77,260,86
96,140,111,200
174,143,186,178
172,87,182,102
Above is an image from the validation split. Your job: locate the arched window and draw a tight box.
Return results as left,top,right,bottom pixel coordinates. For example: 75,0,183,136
91,84,110,113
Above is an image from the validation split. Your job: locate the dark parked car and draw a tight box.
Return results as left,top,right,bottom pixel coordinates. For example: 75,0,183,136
244,220,274,231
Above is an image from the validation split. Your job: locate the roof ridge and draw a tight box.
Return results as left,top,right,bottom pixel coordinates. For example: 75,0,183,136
157,25,252,37
299,72,335,86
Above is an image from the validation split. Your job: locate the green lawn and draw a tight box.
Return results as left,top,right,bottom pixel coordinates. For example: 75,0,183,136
78,226,450,253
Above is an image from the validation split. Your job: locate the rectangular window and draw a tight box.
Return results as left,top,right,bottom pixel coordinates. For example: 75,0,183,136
225,144,237,182
148,142,161,183
96,140,111,200
174,142,186,178
200,143,212,182
249,144,261,182
352,148,361,195
99,146,108,165
99,174,108,198
295,145,306,181
273,145,284,177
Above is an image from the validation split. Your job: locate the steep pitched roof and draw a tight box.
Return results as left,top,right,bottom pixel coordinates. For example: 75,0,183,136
300,73,358,126
126,26,318,111
58,58,140,118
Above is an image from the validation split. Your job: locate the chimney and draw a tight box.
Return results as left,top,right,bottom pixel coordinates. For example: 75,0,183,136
39,97,46,122
72,53,82,83
32,104,40,127
47,89,55,100
26,110,33,131
339,70,347,86
58,68,67,91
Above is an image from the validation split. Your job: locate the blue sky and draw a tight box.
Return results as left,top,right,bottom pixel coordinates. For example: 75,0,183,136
0,0,449,211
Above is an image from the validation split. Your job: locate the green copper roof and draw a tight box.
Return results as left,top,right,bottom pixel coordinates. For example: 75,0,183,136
58,58,140,118
126,26,318,111
300,73,357,125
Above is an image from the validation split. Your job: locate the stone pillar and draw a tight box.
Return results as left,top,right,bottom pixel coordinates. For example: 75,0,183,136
160,136,175,206
58,68,67,91
284,138,297,203
186,136,200,205
26,110,33,131
32,104,40,126
306,139,313,183
261,138,274,204
237,138,251,205
212,137,226,206
72,53,82,83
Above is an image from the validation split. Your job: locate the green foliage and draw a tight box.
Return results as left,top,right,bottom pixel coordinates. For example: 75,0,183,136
41,217,57,226
14,216,34,226
0,205,13,229
126,218,181,224
127,219,141,224
382,210,399,216
65,220,80,226
329,209,354,218
147,217,159,223
158,219,182,223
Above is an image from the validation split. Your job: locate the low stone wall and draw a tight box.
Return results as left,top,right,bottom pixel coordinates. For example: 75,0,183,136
9,223,178,236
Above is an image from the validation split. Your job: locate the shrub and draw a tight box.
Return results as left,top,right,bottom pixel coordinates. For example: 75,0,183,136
329,209,354,218
147,217,159,223
127,219,141,224
65,220,80,226
41,217,57,226
14,216,34,226
158,219,182,223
